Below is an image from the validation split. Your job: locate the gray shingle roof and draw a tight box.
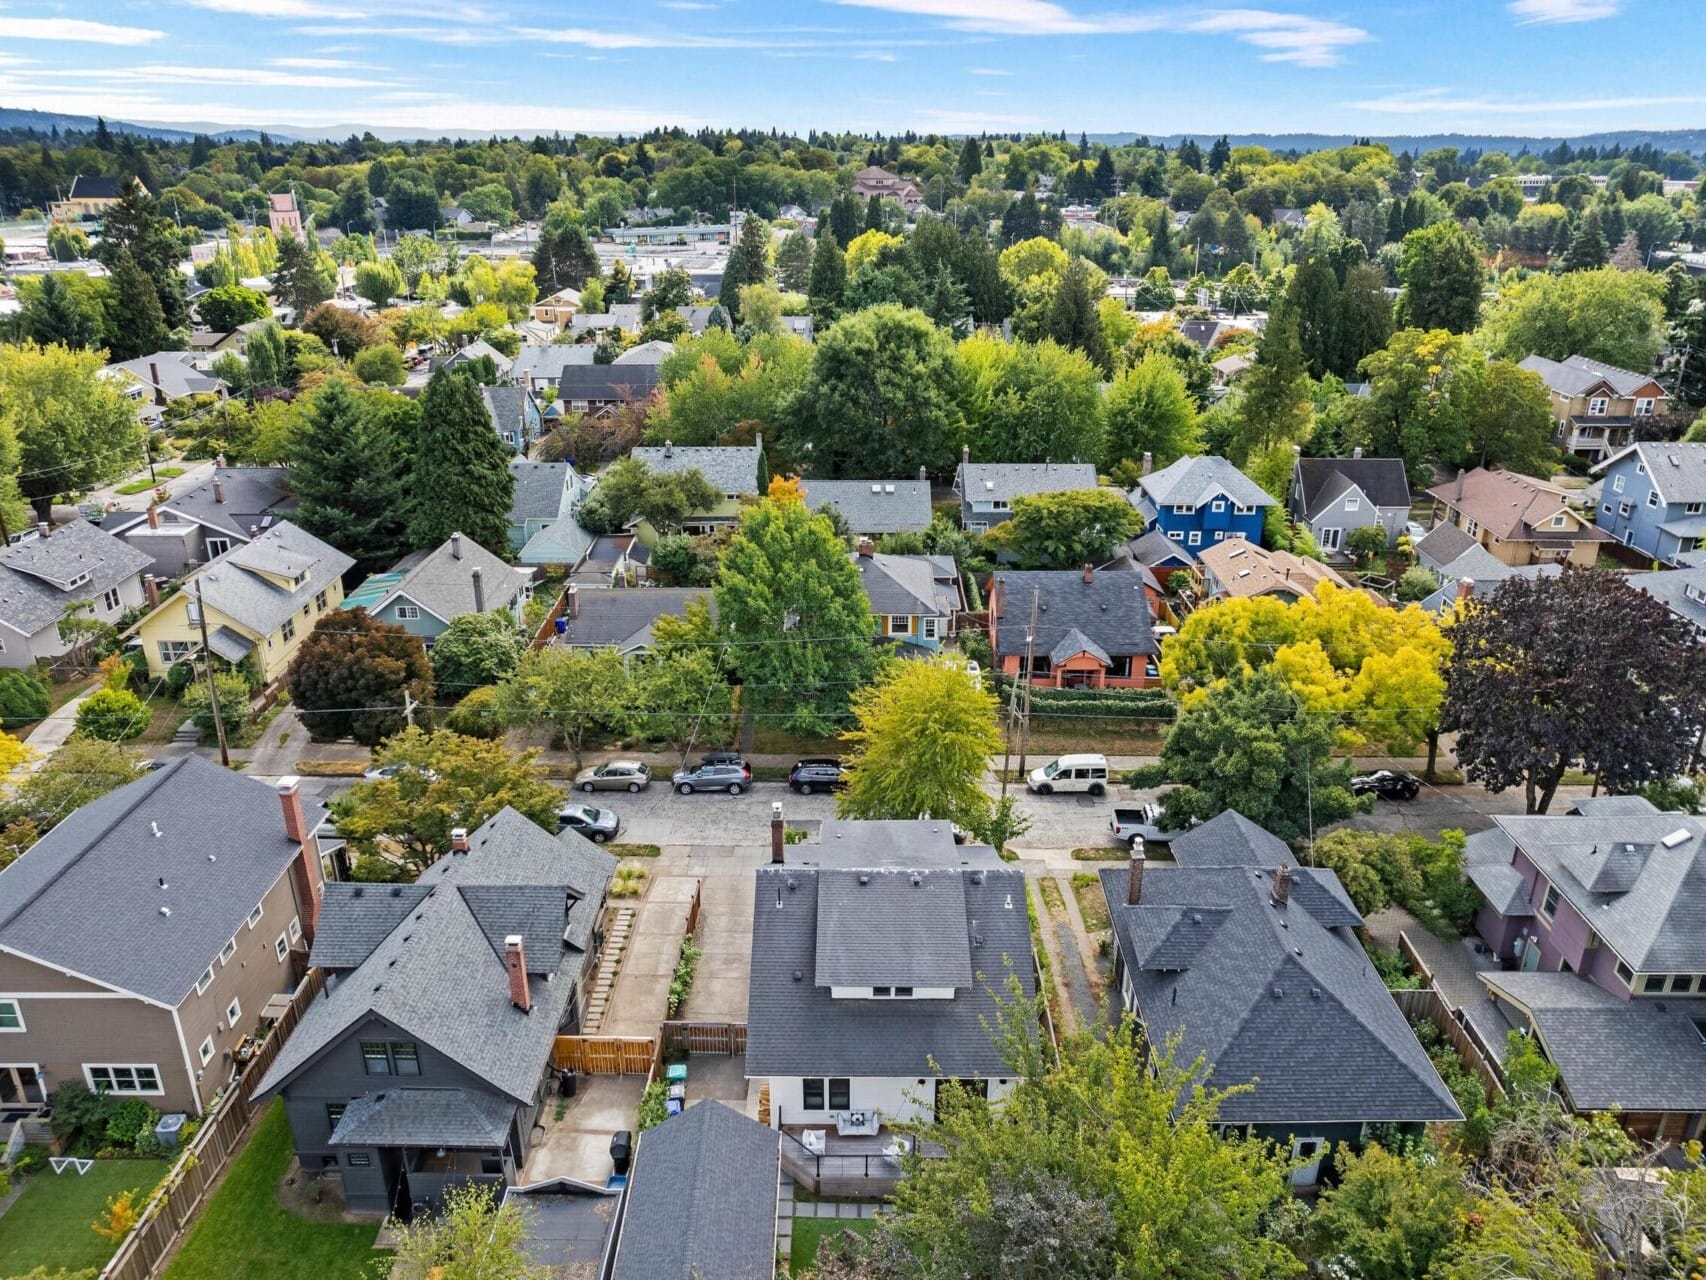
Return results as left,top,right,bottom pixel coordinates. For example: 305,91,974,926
745,821,1034,1079
630,445,760,496
990,567,1157,661
854,553,960,619
1293,457,1411,518
1631,563,1706,635
0,756,321,1004
480,384,528,440
1598,443,1706,506
1488,810,1706,972
107,352,225,401
367,536,530,623
557,364,661,403
1101,827,1460,1126
510,344,597,383
956,462,1099,505
1413,522,1477,573
1479,972,1706,1111
189,521,353,637
255,808,614,1104
814,869,975,989
1134,455,1274,512
1048,627,1110,667
105,467,298,544
560,587,712,653
1127,528,1197,570
311,883,431,969
1518,353,1659,399
802,478,932,534
0,520,150,638
612,1102,779,1280
508,462,580,525
329,1087,514,1148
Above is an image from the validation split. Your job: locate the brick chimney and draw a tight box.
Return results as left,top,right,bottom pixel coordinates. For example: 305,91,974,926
1082,563,1094,584
663,440,674,459
450,531,462,560
505,935,531,1013
471,566,484,613
771,802,786,864
213,478,226,504
146,503,160,530
451,827,470,854
215,452,227,469
148,362,167,407
1456,577,1475,604
856,536,874,558
278,777,320,945
1141,451,1153,476
1126,843,1145,906
142,575,160,608
1272,863,1292,906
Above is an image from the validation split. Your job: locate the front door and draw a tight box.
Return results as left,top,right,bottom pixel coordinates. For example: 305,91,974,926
1521,939,1542,972
0,1065,44,1108
1319,527,1342,551
1290,1137,1326,1188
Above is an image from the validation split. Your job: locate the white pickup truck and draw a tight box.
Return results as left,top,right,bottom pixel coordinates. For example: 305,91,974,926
1108,803,1179,849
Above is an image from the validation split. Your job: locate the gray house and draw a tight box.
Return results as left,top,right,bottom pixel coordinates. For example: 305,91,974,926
953,454,1100,533
802,473,933,536
479,385,541,455
253,809,615,1217
341,534,532,646
556,586,712,655
611,1101,780,1280
1287,454,1411,553
106,467,298,579
854,546,963,653
1100,811,1460,1186
508,461,596,567
0,520,151,670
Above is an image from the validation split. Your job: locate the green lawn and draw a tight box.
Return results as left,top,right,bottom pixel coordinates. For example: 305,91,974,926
163,1102,382,1280
0,1157,168,1275
790,1216,876,1274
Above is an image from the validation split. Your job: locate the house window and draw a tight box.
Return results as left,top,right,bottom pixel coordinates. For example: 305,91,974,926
226,997,241,1026
887,615,910,636
1234,502,1256,515
1619,501,1633,518
159,640,197,666
1187,531,1202,547
395,605,421,621
803,1078,825,1110
1539,881,1560,920
1588,397,1608,416
989,499,1010,512
828,1078,852,1110
195,966,215,995
921,616,941,641
1551,514,1566,528
1345,496,1360,512
1689,503,1704,516
205,537,232,558
198,1036,215,1066
102,587,122,613
1171,504,1196,515
391,1042,420,1076
346,1152,372,1167
361,1042,392,1075
275,933,289,961
86,1065,162,1096
1464,520,1479,538
1648,490,1660,508
1210,498,1226,512
219,937,237,965
1616,961,1634,987
326,1102,346,1130
1670,974,1696,994
280,618,296,643
1636,397,1655,417
288,916,302,943
1166,530,1184,542
1638,460,1648,475
1613,474,1625,493
247,904,263,930
314,589,328,611
1213,531,1225,541
1601,504,1613,515
0,1000,22,1032
1641,974,1668,994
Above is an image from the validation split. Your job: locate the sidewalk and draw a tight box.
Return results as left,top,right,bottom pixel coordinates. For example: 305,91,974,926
13,690,94,779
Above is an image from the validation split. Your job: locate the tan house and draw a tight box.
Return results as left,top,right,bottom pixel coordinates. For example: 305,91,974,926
850,165,927,212
132,520,352,683
1195,539,1355,603
1425,468,1610,568
531,286,581,330
268,191,304,239
1517,355,1667,463
49,175,142,222
0,759,327,1116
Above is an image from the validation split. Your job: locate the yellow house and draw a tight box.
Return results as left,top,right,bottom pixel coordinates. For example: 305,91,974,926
49,175,144,222
134,522,353,683
531,286,581,330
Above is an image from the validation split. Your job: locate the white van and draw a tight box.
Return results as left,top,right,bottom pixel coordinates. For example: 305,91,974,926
1027,753,1110,796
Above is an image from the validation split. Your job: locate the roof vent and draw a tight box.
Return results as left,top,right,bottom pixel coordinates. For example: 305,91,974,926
884,484,895,494
1271,985,1283,999
792,969,804,983
969,871,984,885
911,873,923,887
858,874,870,885
1293,947,1303,957
1004,893,1014,910
1310,987,1322,1000
351,886,364,897
390,885,404,897
159,905,170,917
157,877,167,889
871,484,881,494
207,853,216,862
1191,911,1202,924
1662,828,1692,848
151,822,162,838
787,878,798,892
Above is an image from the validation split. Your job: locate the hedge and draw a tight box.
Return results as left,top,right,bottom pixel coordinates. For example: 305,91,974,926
989,674,1177,720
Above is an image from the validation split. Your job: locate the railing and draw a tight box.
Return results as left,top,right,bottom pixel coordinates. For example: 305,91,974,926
99,969,327,1280
776,1126,923,1198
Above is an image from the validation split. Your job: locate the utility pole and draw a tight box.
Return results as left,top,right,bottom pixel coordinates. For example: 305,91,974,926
1014,588,1040,779
193,581,230,768
403,689,419,728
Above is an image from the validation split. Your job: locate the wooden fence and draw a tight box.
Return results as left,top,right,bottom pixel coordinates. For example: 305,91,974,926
529,585,572,651
659,1021,746,1055
683,879,703,938
99,968,327,1280
550,1036,658,1075
1389,984,1506,1104
1397,931,1435,985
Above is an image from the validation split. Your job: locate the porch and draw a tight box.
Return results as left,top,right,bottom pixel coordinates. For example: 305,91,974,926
778,1125,943,1199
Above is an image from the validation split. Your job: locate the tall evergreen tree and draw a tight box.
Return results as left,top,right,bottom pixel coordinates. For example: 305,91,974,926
827,193,860,248
106,250,168,360
246,321,289,391
998,191,1042,246
1286,256,1339,380
290,381,409,570
719,214,771,322
1384,197,1406,245
1092,149,1117,198
1331,262,1395,379
1045,257,1110,374
1561,210,1611,272
532,220,598,291
272,231,334,318
806,229,846,324
1207,135,1231,175
92,178,186,328
407,368,514,553
863,194,885,232
1231,301,1310,461
22,273,100,350
956,136,983,184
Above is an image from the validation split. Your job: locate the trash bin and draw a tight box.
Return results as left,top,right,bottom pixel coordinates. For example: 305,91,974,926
609,1129,633,1177
558,1069,577,1099
154,1113,188,1150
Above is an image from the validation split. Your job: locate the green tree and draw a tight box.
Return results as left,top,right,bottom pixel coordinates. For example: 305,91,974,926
0,342,142,521
1155,666,1362,843
456,182,515,226
641,266,694,321
181,670,259,748
807,228,847,323
392,233,443,297
1044,256,1110,373
719,214,771,322
632,647,735,763
332,175,375,234
715,483,881,735
1287,255,1340,380
1355,328,1476,478
1396,220,1484,333
1104,351,1201,472
4,735,140,833
245,320,289,391
791,304,961,477
20,272,103,350
982,490,1138,568
956,136,984,184
954,333,1105,465
333,728,560,873
1466,359,1558,475
352,344,406,386
430,611,524,695
73,686,149,741
105,250,168,360
1429,1189,1595,1280
604,258,635,304
1477,266,1666,372
1230,302,1311,463
353,259,404,309
91,178,187,328
286,608,434,746
495,645,632,768
1306,1144,1466,1280
271,231,334,318
195,283,269,332
389,1182,547,1280
289,380,409,569
533,219,598,292
408,368,515,553
775,228,815,293
1332,262,1395,378
837,660,1001,831
1559,208,1610,271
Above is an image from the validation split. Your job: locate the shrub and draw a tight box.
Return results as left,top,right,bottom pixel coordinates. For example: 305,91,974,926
105,1098,161,1149
445,685,504,739
1345,525,1388,566
50,1083,117,1155
0,667,52,726
74,687,148,741
1369,945,1422,989
181,670,258,747
666,935,700,1016
1397,565,1439,602
637,1080,669,1131
352,344,406,385
165,659,198,698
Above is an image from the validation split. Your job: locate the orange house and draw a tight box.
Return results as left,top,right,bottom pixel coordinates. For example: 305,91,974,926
988,565,1161,689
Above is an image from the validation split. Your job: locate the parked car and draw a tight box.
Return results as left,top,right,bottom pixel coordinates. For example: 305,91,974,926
556,802,621,843
575,760,652,793
362,763,438,782
1027,753,1110,796
673,759,753,795
694,751,746,769
1109,803,1180,848
788,758,844,794
1351,769,1421,801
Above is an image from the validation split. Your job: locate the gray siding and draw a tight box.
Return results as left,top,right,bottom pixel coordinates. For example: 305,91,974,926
1296,487,1406,550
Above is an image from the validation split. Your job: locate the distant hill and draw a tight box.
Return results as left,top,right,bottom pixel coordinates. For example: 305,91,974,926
1105,130,1706,156
0,107,270,143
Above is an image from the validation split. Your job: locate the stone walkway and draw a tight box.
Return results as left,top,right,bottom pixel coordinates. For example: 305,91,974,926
599,874,695,1036
775,1174,882,1267
582,906,635,1033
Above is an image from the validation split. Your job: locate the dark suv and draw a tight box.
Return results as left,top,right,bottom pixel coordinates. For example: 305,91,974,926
672,759,753,795
1351,770,1421,801
788,758,844,795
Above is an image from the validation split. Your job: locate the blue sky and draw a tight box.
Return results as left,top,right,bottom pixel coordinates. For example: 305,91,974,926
0,0,1700,139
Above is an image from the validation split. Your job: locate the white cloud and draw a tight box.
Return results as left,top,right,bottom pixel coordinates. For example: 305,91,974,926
267,56,361,67
968,66,1012,75
179,0,359,16
1508,0,1621,22
1183,10,1370,67
659,1,718,8
854,50,898,60
29,63,395,89
1347,88,1706,115
0,16,164,45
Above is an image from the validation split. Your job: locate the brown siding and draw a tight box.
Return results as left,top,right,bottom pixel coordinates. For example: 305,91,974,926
174,870,305,1112
0,949,119,994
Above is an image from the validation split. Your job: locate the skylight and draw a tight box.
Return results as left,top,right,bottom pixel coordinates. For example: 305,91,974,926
1662,829,1692,849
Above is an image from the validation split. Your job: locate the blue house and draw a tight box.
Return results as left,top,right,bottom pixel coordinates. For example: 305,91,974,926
481,385,542,455
343,533,532,645
1592,443,1706,566
1130,456,1273,551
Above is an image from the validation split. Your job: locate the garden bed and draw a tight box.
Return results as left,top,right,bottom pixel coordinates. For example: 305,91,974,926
1070,872,1111,933
791,1217,876,1272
